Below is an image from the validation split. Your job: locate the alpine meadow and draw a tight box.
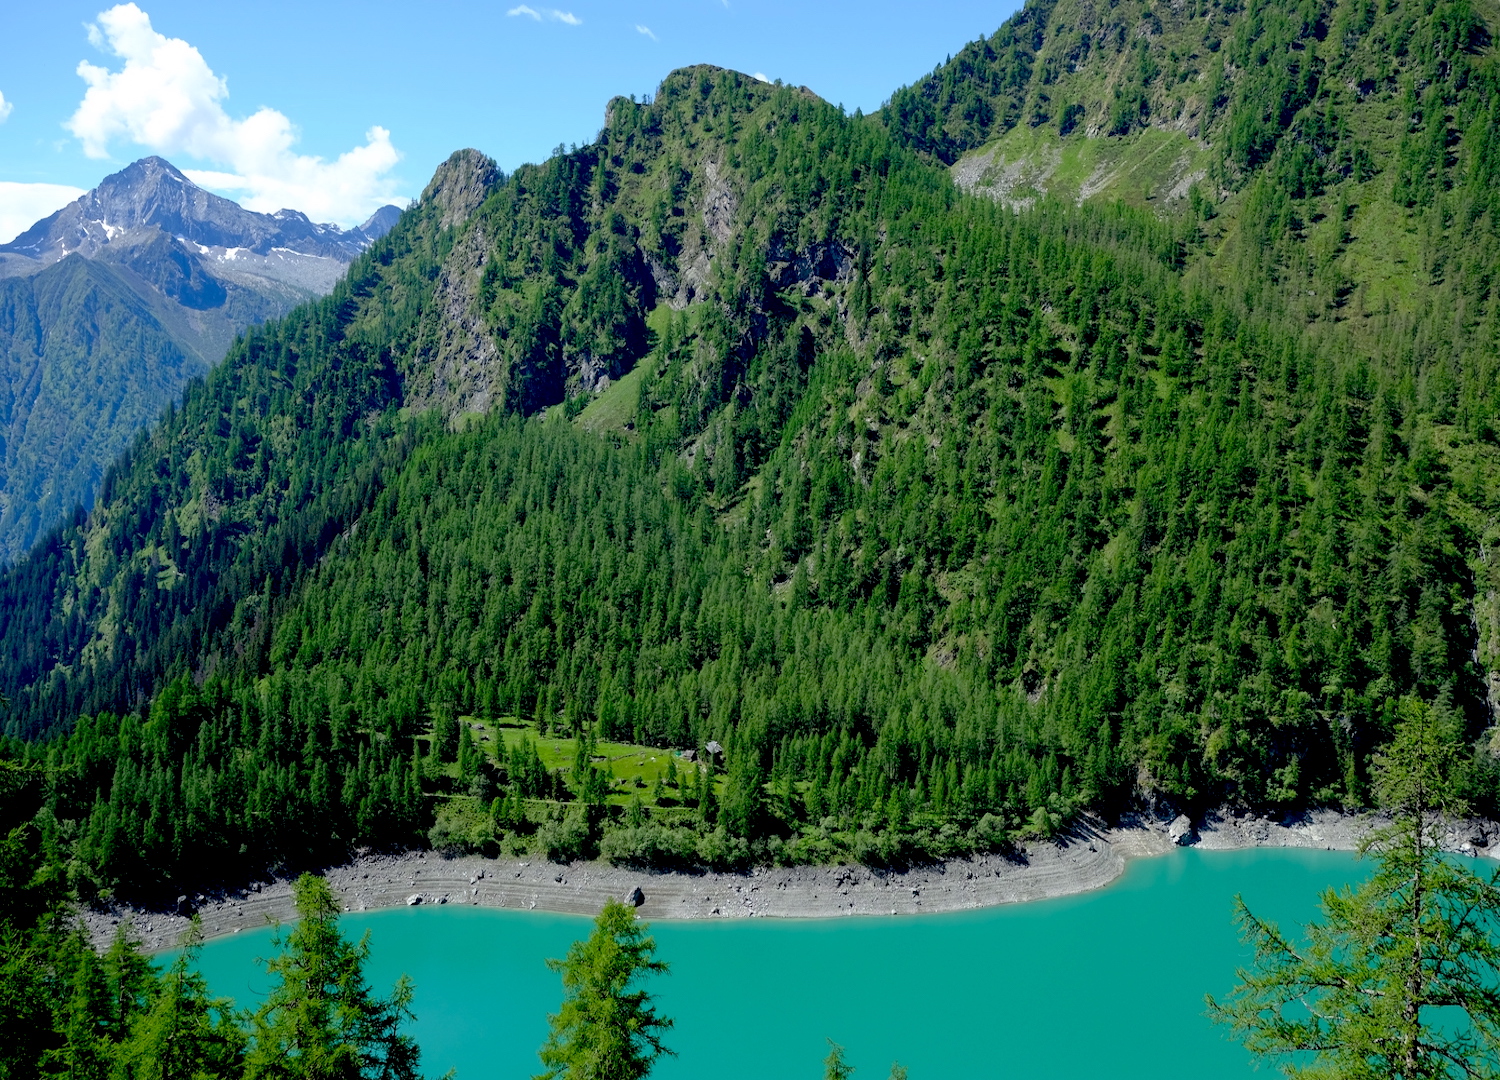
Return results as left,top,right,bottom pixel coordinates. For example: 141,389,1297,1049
3,0,1500,906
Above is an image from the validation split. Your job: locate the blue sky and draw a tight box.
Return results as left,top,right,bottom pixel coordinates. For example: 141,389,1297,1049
0,1,1023,241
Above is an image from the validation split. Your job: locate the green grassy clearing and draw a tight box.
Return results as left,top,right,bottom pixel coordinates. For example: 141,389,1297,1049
572,303,679,436
434,716,718,808
954,125,1211,211
574,361,647,434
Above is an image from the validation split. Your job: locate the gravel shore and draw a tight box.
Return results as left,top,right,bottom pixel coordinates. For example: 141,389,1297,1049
82,808,1498,953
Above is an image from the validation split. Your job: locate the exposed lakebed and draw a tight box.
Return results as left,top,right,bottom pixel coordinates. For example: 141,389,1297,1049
180,847,1369,1079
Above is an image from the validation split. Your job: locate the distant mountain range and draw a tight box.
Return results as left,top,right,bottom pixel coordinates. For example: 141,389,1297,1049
0,157,401,561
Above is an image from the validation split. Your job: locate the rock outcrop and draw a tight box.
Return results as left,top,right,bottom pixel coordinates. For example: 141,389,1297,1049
421,149,501,232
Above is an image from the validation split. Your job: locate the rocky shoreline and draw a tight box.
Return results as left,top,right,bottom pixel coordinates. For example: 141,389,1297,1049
82,808,1499,954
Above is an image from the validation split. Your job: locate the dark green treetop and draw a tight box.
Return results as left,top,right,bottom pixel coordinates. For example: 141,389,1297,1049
115,921,246,1080
245,873,427,1080
536,898,673,1080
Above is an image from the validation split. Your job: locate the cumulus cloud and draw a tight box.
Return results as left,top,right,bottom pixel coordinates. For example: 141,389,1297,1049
507,5,581,24
636,24,657,40
0,182,87,245
66,4,402,226
0,91,12,123
752,72,771,83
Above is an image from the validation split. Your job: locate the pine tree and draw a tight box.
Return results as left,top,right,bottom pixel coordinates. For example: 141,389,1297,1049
1209,696,1500,1078
535,898,673,1080
823,1041,854,1080
458,724,480,790
116,921,245,1080
245,874,425,1080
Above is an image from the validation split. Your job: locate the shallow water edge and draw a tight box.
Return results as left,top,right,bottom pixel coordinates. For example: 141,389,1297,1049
87,807,1498,953
176,847,1380,1080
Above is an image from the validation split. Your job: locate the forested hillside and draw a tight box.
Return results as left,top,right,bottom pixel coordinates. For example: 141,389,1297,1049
0,158,398,563
3,0,1500,896
0,255,206,567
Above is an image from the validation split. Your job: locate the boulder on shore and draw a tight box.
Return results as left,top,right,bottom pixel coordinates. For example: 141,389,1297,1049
628,886,645,907
1168,815,1197,846
405,894,423,906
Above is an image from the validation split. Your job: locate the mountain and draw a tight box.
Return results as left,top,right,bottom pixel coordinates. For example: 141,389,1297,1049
1,156,391,271
1,0,1499,897
0,158,402,561
886,0,1500,314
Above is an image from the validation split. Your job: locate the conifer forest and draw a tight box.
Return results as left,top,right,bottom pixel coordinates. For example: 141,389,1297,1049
4,0,1500,902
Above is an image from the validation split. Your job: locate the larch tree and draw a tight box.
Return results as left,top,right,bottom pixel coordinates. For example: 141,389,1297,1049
245,874,426,1080
1209,696,1500,1079
116,921,245,1080
535,898,673,1080
823,1041,855,1080
821,1041,909,1080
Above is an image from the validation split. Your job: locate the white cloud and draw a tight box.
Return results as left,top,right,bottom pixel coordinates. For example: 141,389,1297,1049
752,72,771,83
636,24,657,40
0,182,87,245
0,91,12,123
508,5,580,24
65,4,402,226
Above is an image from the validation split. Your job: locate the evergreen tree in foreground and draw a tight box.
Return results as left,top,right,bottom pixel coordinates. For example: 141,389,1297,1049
1,836,432,1080
822,1040,907,1080
823,1042,855,1080
115,922,245,1080
1209,697,1500,1078
535,899,673,1080
245,874,426,1080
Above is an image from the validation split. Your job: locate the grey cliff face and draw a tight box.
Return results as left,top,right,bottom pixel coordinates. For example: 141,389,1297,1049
421,149,502,231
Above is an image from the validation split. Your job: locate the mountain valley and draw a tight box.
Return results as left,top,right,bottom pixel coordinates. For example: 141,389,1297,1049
0,0,1497,898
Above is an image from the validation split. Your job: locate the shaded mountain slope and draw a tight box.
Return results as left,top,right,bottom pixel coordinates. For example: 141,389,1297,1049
0,256,203,565
3,0,1500,892
0,159,401,562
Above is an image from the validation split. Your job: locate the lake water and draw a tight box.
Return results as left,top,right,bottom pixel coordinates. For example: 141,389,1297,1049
182,848,1368,1079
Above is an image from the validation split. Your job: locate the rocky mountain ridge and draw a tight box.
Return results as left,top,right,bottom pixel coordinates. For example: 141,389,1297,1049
0,157,400,304
0,157,404,562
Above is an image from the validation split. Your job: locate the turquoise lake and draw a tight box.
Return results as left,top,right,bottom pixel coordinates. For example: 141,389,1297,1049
181,848,1369,1079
